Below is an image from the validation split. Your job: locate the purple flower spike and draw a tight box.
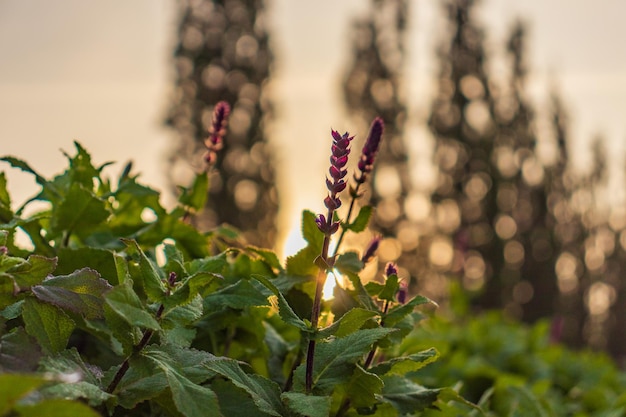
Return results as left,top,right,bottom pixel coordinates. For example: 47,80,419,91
397,280,408,304
361,236,381,263
317,129,353,236
385,262,398,277
204,101,231,164
355,117,384,184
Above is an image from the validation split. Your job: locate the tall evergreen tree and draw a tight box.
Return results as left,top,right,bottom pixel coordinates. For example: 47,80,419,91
341,0,419,279
165,0,278,248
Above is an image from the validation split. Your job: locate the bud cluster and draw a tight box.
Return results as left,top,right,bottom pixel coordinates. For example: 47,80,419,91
354,117,384,184
204,101,231,165
316,130,354,235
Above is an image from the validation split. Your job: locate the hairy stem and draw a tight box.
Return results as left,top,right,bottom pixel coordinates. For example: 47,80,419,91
306,216,333,393
106,304,164,394
336,300,389,416
331,183,362,259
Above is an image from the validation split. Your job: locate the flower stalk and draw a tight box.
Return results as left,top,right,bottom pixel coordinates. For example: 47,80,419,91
306,130,353,392
331,117,384,258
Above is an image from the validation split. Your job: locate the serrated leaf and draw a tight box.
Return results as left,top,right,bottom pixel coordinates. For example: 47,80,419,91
378,274,399,302
142,347,221,417
369,348,440,376
22,298,75,354
15,398,102,417
380,375,441,413
165,272,222,310
8,255,57,289
212,379,269,417
57,247,119,285
0,172,13,222
122,238,166,302
344,205,373,233
165,368,221,417
204,358,284,416
346,365,384,409
301,210,324,251
316,308,378,339
0,327,42,372
104,281,160,330
285,246,318,276
253,275,309,332
296,328,397,393
281,392,331,417
178,173,209,211
50,182,109,235
0,156,47,186
31,268,112,319
247,247,283,272
384,294,434,327
203,279,269,311
115,345,217,407
334,252,364,275
0,373,47,415
186,252,228,275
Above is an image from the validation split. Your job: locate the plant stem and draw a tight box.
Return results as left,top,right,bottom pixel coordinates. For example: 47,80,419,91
335,300,389,416
331,183,362,259
306,218,333,393
106,304,164,394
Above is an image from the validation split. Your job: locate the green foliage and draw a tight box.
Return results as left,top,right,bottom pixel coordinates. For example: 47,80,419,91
4,143,623,416
0,144,444,416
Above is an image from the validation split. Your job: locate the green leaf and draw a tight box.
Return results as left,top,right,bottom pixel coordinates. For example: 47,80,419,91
211,379,273,417
165,368,221,417
296,328,397,393
281,392,331,417
380,375,441,413
0,327,42,372
0,373,47,415
204,358,284,416
22,298,75,354
142,347,221,417
31,268,112,319
15,398,102,417
123,239,167,302
104,281,160,330
50,182,109,236
178,173,209,211
302,210,324,250
344,205,372,233
0,172,13,222
369,348,440,376
316,308,378,339
378,274,399,302
7,255,57,289
57,247,119,285
203,279,269,311
115,345,217,407
247,247,283,272
165,272,222,311
253,275,309,332
345,365,384,409
39,349,112,406
186,252,228,275
334,252,364,275
0,156,48,186
384,294,434,327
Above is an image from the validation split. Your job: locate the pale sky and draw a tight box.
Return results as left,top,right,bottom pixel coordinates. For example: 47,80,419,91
1,0,625,249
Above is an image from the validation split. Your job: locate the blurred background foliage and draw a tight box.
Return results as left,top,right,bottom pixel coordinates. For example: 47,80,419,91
166,0,626,366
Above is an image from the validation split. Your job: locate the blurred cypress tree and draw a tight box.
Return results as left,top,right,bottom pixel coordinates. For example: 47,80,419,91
428,0,503,308
165,0,278,248
341,0,419,280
